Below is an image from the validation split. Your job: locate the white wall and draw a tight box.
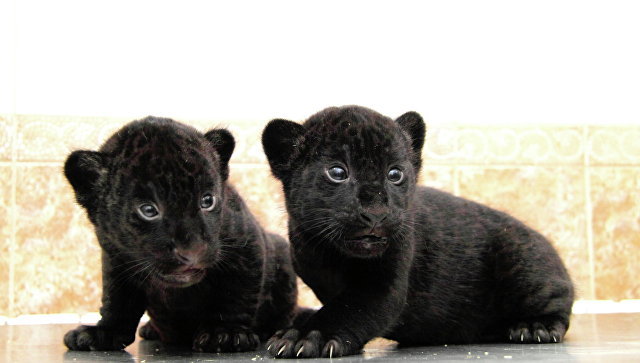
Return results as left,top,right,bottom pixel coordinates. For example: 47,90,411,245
2,0,639,125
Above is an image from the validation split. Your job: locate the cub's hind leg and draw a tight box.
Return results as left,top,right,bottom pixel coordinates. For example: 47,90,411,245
493,224,574,344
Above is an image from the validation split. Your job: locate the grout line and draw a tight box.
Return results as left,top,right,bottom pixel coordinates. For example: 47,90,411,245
0,161,63,167
583,125,596,300
453,127,460,197
2,161,640,168
425,162,640,168
8,116,16,317
3,300,640,326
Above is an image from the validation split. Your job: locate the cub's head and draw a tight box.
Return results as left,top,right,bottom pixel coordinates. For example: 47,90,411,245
65,116,235,287
262,106,425,258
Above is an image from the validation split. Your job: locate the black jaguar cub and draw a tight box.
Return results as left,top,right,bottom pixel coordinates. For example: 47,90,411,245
262,106,574,358
63,117,298,352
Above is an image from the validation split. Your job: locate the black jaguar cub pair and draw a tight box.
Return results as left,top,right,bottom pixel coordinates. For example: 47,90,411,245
64,106,573,358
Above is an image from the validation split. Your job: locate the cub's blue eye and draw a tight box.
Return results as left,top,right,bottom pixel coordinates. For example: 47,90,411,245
138,203,160,220
388,168,404,184
200,194,216,211
326,166,348,183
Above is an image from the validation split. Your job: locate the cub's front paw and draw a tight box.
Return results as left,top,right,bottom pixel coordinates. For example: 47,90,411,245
266,329,355,359
193,327,260,352
508,320,566,344
64,325,135,351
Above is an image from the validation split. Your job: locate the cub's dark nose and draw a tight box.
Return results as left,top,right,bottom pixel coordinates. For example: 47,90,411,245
173,244,207,265
358,207,389,227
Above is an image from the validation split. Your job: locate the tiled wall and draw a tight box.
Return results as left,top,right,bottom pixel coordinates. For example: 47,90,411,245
0,114,639,317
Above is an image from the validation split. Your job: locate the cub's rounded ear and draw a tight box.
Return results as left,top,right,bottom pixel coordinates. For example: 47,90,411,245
64,150,108,211
204,128,235,180
396,111,426,171
262,119,306,181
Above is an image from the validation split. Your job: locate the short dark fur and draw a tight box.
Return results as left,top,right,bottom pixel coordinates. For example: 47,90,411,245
63,117,298,352
262,106,574,358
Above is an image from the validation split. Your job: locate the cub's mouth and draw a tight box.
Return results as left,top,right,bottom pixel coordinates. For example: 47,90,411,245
344,235,389,257
156,267,206,287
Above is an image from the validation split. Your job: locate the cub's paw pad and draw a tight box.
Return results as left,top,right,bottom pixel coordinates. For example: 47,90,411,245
267,330,350,359
193,327,260,353
508,321,564,344
64,325,133,351
138,322,160,340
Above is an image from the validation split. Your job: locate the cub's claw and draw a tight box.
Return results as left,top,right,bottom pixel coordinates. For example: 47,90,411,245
193,327,259,352
508,320,566,344
267,329,353,358
321,339,344,359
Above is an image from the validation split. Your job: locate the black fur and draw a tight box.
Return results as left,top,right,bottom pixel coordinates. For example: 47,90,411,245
63,116,298,352
262,106,574,358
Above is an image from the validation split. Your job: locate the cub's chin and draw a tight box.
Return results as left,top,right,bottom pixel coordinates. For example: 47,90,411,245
343,236,389,258
154,267,207,288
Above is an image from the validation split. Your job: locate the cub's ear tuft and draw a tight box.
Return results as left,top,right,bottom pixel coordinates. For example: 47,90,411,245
204,128,235,180
262,119,306,181
396,111,426,171
64,150,108,211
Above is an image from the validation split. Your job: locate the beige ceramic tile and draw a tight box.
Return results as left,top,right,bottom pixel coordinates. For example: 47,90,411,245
418,166,455,194
591,167,640,300
297,278,322,308
0,167,13,315
458,167,591,299
0,115,14,161
13,165,101,315
227,164,288,238
224,121,268,164
425,126,584,165
589,126,640,166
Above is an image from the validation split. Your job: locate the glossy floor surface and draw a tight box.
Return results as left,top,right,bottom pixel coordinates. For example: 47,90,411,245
1,313,639,362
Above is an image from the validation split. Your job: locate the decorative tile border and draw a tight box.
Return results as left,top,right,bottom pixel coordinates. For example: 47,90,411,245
15,115,128,161
11,114,640,166
14,115,268,163
588,126,640,166
424,126,585,165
